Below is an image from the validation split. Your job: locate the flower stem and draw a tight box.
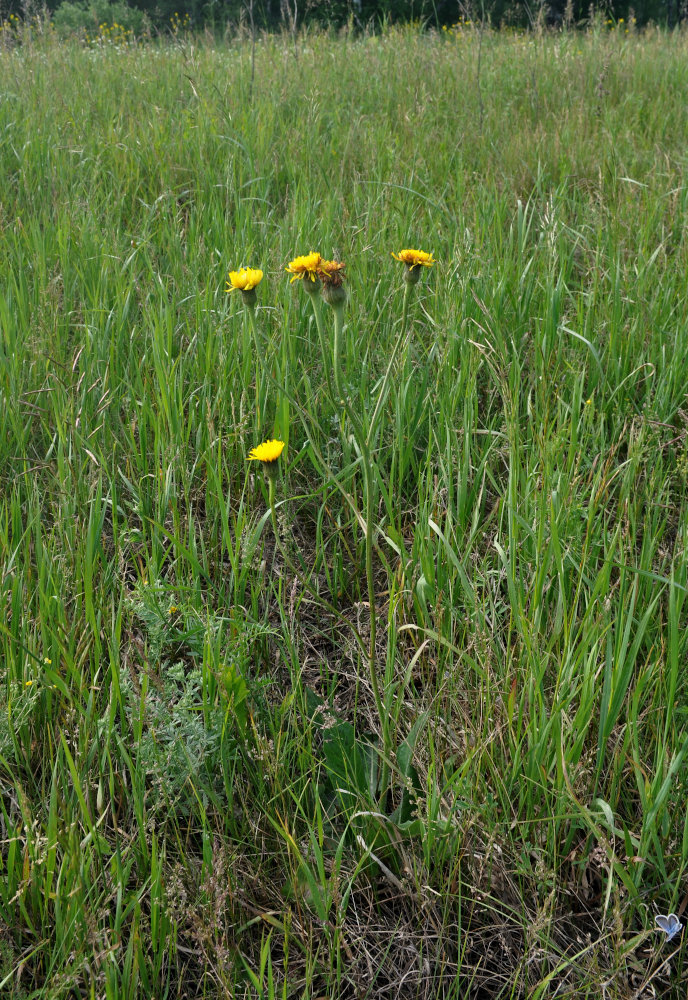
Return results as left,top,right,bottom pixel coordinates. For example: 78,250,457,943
366,281,412,450
308,289,336,403
332,301,344,405
331,301,388,795
246,301,262,432
331,302,365,442
361,453,389,797
268,474,281,567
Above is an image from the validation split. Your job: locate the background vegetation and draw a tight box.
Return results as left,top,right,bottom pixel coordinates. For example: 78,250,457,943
1,20,688,1000
1,0,687,37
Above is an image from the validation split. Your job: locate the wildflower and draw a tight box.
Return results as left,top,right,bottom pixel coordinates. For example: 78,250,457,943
392,248,435,285
25,680,34,687
318,259,346,283
227,266,263,307
318,259,347,307
248,439,285,481
286,252,321,284
248,439,285,464
391,248,435,269
227,267,263,292
44,657,52,664
168,605,179,615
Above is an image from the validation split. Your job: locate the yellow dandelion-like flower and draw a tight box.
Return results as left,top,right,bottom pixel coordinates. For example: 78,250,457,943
391,248,435,269
247,439,285,464
226,267,263,292
317,259,346,286
318,259,347,307
286,252,321,283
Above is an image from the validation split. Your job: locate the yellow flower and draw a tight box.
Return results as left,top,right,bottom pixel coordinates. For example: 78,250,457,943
247,439,285,464
286,252,321,283
391,248,435,269
318,259,347,307
318,259,346,286
227,267,263,292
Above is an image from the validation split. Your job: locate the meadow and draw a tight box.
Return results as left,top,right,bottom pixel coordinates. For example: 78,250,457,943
1,17,688,999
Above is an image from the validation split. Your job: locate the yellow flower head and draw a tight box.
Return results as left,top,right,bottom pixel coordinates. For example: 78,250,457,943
318,259,347,307
391,249,435,270
226,267,264,292
286,252,321,283
247,439,285,464
317,259,346,287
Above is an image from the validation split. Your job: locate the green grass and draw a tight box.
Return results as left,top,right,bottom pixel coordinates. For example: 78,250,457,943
1,18,688,999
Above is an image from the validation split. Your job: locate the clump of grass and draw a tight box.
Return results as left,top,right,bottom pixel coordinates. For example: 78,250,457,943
1,21,688,1000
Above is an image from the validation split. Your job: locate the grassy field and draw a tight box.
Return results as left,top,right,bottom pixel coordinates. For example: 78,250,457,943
1,18,688,999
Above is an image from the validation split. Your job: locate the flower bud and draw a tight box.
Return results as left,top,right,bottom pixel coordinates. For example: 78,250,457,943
302,275,321,296
321,282,348,307
402,265,421,285
317,259,347,308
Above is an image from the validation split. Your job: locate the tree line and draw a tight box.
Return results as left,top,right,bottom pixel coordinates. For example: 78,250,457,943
4,0,686,36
